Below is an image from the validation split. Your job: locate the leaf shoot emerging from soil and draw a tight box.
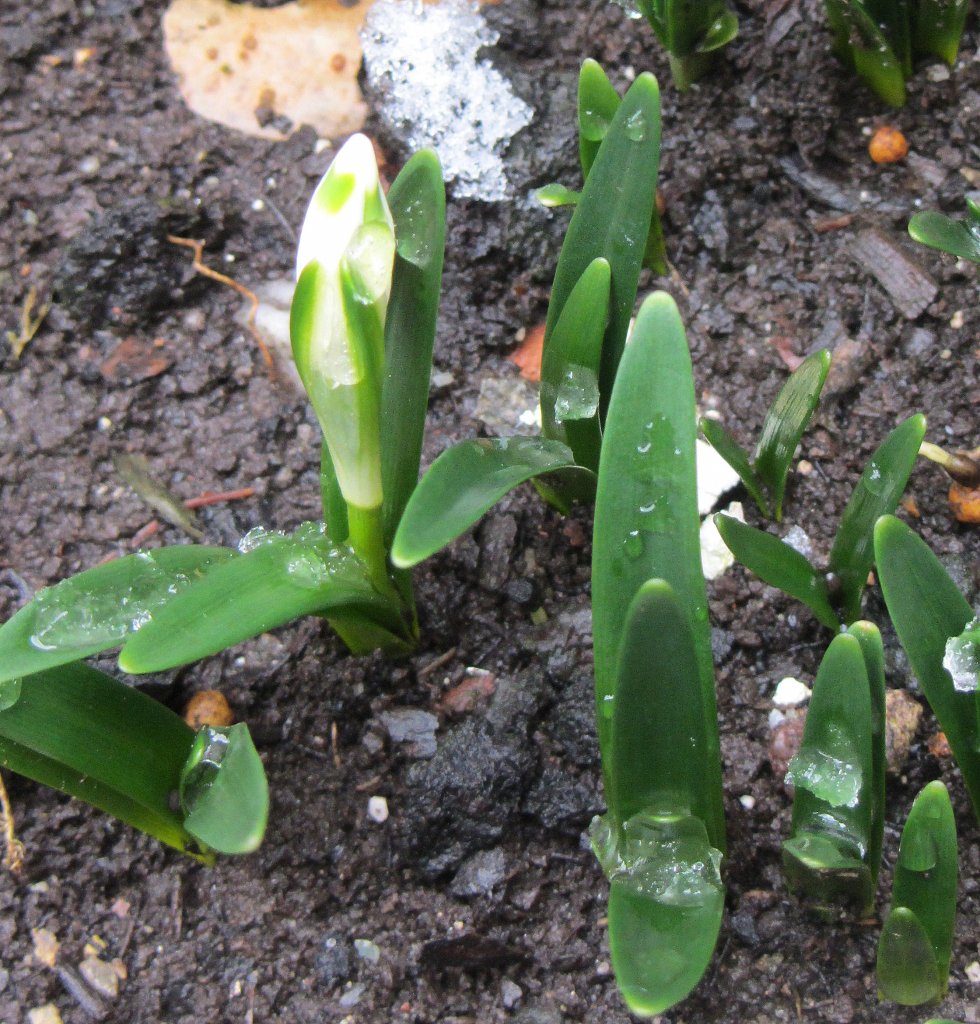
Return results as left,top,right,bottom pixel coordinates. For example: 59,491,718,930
877,781,958,1005
591,292,725,1015
633,0,738,90
909,197,980,265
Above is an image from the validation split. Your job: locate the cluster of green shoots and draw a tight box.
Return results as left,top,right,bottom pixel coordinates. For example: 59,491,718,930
2,47,978,1019
823,0,972,105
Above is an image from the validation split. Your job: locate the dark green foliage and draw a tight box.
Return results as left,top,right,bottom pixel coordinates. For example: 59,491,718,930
909,197,980,264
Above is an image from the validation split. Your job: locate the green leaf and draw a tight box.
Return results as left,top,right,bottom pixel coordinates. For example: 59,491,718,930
698,416,769,518
829,413,926,623
539,257,609,473
578,58,621,179
390,438,590,569
782,632,876,912
119,530,397,673
700,10,739,52
180,723,269,855
875,515,980,819
0,663,206,859
319,440,350,544
546,72,661,409
824,0,908,105
909,210,980,264
0,547,235,685
381,149,446,544
534,183,579,208
714,515,839,629
597,812,723,1016
593,292,723,851
912,0,970,64
0,678,22,712
878,781,958,1004
753,349,831,520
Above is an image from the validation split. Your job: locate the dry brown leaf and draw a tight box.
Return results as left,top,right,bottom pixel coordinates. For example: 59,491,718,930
163,0,369,141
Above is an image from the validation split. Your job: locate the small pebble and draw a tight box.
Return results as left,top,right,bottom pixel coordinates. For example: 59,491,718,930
353,939,380,963
773,677,811,707
28,1007,63,1024
950,310,964,329
501,979,523,1009
367,795,389,823
79,155,101,175
965,960,980,984
868,125,908,164
739,794,756,810
782,525,812,559
183,690,234,729
926,64,951,82
339,982,366,1008
79,956,120,999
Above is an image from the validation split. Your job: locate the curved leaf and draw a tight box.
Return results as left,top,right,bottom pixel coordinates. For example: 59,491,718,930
753,348,831,520
391,438,590,569
0,547,235,685
877,907,940,1005
909,210,980,264
829,413,926,623
699,416,768,517
875,515,980,820
578,58,621,178
714,514,838,629
119,534,395,673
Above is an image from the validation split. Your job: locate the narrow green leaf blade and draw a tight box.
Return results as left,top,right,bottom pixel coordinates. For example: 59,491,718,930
180,723,269,855
546,73,661,406
875,515,980,820
0,663,205,858
578,58,621,179
391,438,591,569
783,632,875,912
381,149,446,544
912,0,970,64
0,547,235,684
119,535,393,673
699,416,769,518
593,292,723,851
829,414,926,624
909,210,980,264
877,907,942,1005
714,514,839,629
753,349,831,519
539,257,609,472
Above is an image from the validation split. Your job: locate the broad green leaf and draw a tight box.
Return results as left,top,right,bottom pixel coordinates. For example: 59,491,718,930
607,581,722,840
0,547,235,685
875,515,980,820
381,149,446,544
829,413,926,624
578,58,621,178
539,257,610,473
847,620,886,886
912,0,970,64
782,632,876,912
119,530,397,673
0,663,207,859
180,723,269,855
546,73,660,408
753,349,831,520
699,416,769,518
878,781,958,1004
390,438,590,569
700,9,739,52
593,292,723,851
595,812,723,1016
714,514,839,629
909,210,980,264
824,0,907,105
877,907,941,1005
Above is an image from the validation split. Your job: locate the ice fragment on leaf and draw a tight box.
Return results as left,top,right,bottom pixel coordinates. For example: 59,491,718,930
942,617,979,693
786,743,862,809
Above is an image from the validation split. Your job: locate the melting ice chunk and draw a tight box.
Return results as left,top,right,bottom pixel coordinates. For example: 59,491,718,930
361,0,533,201
943,617,979,694
786,747,861,809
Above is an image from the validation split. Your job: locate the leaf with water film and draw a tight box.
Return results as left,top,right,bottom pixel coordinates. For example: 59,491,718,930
390,438,591,569
878,781,957,1004
829,413,926,624
381,149,446,544
782,631,876,912
753,348,830,520
119,527,399,673
539,257,609,473
546,72,660,406
0,547,235,685
874,515,980,821
180,723,269,855
0,663,209,859
909,206,980,264
714,514,839,629
578,58,621,179
698,417,769,517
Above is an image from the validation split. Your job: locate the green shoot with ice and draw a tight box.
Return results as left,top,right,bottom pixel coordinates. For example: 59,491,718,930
823,1,971,106
877,781,958,1005
909,196,980,265
392,64,662,567
875,515,980,822
590,293,725,1015
633,0,739,91
715,414,926,628
782,624,885,915
699,348,830,521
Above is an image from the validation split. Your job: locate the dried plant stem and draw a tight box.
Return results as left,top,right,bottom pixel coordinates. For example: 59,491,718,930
0,770,25,874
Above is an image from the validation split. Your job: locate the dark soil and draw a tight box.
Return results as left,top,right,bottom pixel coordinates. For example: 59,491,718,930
1,0,978,1022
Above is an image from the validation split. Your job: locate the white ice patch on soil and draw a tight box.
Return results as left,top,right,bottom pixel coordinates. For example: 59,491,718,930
361,0,533,200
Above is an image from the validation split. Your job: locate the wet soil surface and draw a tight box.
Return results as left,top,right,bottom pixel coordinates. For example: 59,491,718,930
1,0,979,1021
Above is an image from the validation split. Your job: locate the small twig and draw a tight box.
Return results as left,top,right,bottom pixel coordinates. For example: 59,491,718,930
6,286,50,359
0,770,25,874
330,720,341,770
56,965,107,1020
166,235,275,373
812,213,855,234
184,486,256,509
417,646,458,678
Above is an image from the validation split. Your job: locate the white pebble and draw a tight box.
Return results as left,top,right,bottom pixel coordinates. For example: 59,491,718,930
739,795,756,811
367,795,389,823
773,677,811,707
769,708,786,729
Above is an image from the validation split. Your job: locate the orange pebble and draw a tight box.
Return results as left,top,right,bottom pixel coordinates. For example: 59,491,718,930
184,690,234,729
949,481,980,524
868,125,908,164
